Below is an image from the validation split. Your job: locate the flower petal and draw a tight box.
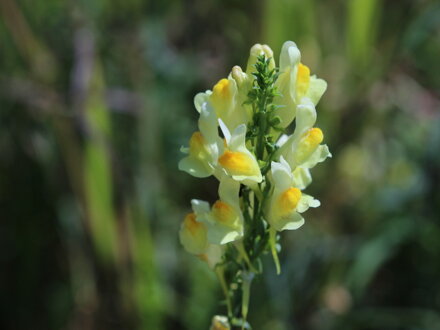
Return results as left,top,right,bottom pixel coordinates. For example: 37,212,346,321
306,76,327,105
179,213,208,254
178,156,213,178
229,124,247,150
191,199,211,216
297,194,320,213
194,91,211,113
301,144,332,168
200,244,223,269
272,212,305,231
295,98,317,136
218,119,231,145
271,157,293,191
218,177,240,208
206,224,242,245
199,102,219,143
279,41,301,72
292,167,312,189
277,99,317,166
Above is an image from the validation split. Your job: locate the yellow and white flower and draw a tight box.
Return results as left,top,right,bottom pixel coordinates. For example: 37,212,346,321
180,40,331,279
179,201,223,268
218,121,262,185
267,157,320,231
193,43,277,134
179,102,222,178
277,99,331,188
179,209,209,255
274,41,327,128
194,68,252,133
198,177,244,245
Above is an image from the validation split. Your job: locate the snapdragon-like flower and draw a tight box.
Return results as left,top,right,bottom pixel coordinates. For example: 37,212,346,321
179,202,222,268
268,157,320,231
178,41,330,327
179,206,208,256
178,102,222,178
275,41,327,128
196,177,244,245
194,68,252,133
218,122,262,185
278,98,331,188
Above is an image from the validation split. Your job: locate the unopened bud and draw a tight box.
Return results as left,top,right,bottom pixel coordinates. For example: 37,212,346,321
270,116,281,127
231,66,248,86
210,315,230,330
246,44,275,74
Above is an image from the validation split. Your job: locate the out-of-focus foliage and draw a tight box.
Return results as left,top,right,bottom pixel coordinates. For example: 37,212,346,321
0,0,439,329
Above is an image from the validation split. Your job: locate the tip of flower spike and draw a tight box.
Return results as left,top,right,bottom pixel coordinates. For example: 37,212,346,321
262,44,273,58
247,44,275,74
250,43,273,58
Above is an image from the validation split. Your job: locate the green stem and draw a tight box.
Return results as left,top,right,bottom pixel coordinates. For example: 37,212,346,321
269,227,281,275
215,267,232,318
256,112,267,160
226,55,281,328
235,241,258,273
241,272,254,330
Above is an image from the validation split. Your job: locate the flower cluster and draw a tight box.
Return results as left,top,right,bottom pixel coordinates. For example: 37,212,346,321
178,41,330,327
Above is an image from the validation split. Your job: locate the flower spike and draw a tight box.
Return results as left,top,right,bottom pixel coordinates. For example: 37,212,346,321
178,41,330,327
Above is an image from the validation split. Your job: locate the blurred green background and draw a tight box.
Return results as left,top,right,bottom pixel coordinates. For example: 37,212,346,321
1,0,439,329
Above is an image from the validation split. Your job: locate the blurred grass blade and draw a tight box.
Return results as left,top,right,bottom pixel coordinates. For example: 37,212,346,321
346,0,381,70
131,206,165,330
346,217,414,298
83,62,117,264
263,0,315,52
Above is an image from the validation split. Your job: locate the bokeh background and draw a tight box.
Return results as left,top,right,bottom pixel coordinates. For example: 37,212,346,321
1,0,440,329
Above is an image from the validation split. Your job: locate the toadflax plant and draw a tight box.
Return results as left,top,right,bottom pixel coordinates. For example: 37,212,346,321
178,41,331,329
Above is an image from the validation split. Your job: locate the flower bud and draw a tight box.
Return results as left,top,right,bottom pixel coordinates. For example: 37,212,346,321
210,315,230,330
231,65,248,87
246,44,275,74
270,116,282,127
